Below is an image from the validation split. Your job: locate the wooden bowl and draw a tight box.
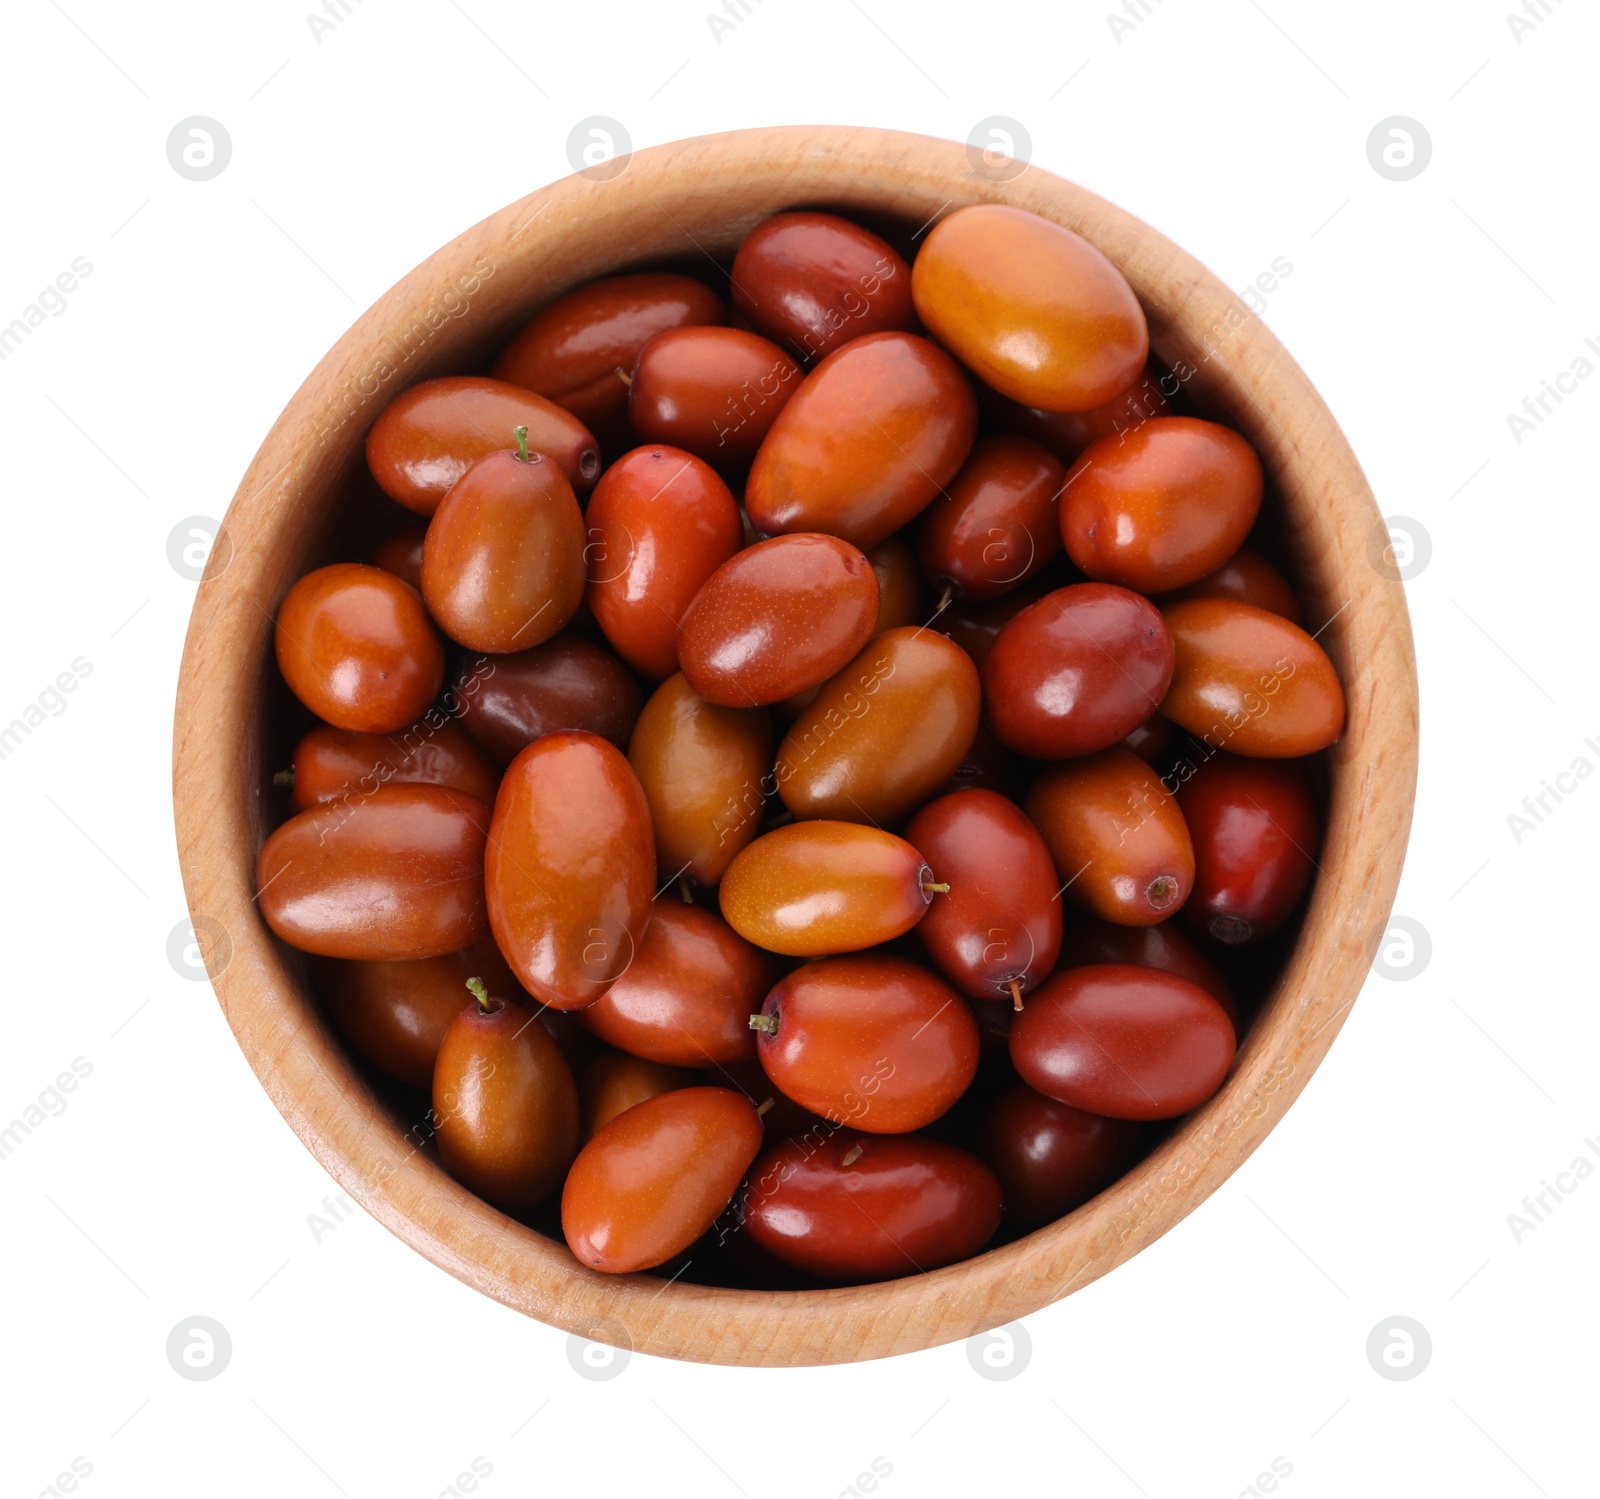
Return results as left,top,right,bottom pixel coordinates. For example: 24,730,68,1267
172,125,1418,1366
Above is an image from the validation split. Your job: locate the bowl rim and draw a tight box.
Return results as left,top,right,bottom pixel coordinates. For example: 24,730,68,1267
172,123,1418,1367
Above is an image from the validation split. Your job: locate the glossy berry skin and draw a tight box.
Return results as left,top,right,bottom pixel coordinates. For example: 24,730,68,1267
258,784,489,961
275,563,444,735
720,821,936,957
561,1086,764,1273
313,938,516,1089
370,526,426,591
744,332,978,551
433,993,579,1210
453,637,642,766
491,272,727,445
1161,546,1305,625
1060,417,1263,593
866,534,926,633
918,435,1066,602
776,627,980,827
578,900,776,1068
983,584,1174,759
579,1051,699,1142
905,789,1062,1002
754,956,980,1133
976,1082,1138,1228
912,204,1148,413
628,674,772,886
629,327,801,469
584,445,743,680
985,365,1176,464
744,1130,1002,1283
1026,749,1195,927
1061,912,1237,1034
730,211,916,362
1009,964,1236,1120
485,731,655,1010
421,449,585,654
1177,752,1318,945
287,718,499,813
1160,599,1345,757
366,376,600,514
677,533,879,706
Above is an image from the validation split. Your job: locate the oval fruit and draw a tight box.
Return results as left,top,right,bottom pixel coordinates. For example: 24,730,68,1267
776,627,980,826
420,447,586,654
1061,912,1237,1034
939,573,1055,669
370,526,426,590
366,376,600,514
1009,964,1235,1120
986,364,1176,463
677,533,879,706
485,731,655,1009
275,563,443,735
744,1131,1001,1282
258,784,489,960
286,718,499,813
1160,598,1345,757
561,1087,763,1273
1026,748,1195,926
453,636,643,766
983,583,1174,758
433,987,579,1209
720,821,936,957
866,534,925,633
585,445,743,679
1060,417,1263,593
578,900,776,1068
918,435,1066,601
744,331,978,550
912,204,1148,413
1177,752,1318,945
753,956,979,1133
730,211,915,362
904,789,1062,1003
1162,545,1305,625
629,326,801,468
628,673,772,885
579,1050,699,1142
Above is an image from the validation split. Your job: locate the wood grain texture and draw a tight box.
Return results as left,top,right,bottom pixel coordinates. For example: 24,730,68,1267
171,125,1419,1366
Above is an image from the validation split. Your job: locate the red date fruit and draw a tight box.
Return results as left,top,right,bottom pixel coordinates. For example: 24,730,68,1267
1060,417,1263,593
286,718,499,813
366,376,600,514
1026,749,1194,926
776,627,980,826
1161,598,1345,757
905,789,1062,1004
986,365,1176,464
744,1131,1001,1282
1061,912,1237,1034
918,435,1066,602
939,574,1055,669
579,1050,699,1142
491,272,727,444
585,445,743,680
983,584,1174,759
1009,964,1235,1120
1177,752,1317,945
275,563,444,735
720,822,937,957
913,204,1148,413
976,1082,1139,1228
258,784,489,960
629,327,801,469
421,445,585,654
561,1087,763,1273
485,731,655,1009
628,673,772,886
744,332,978,550
453,636,643,766
752,955,980,1133
434,985,580,1210
1162,545,1305,625
370,526,426,591
578,900,776,1068
730,211,915,363
677,533,879,706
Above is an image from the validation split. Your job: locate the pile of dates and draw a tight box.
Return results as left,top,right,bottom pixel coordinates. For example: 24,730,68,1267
257,200,1344,1285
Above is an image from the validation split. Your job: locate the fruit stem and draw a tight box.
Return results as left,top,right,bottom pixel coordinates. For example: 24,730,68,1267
272,767,294,787
842,1143,863,1166
1010,978,1023,1012
922,881,950,895
614,365,633,388
679,876,694,905
465,976,493,1012
513,425,530,463
748,1012,779,1036
755,1097,775,1118
935,584,953,616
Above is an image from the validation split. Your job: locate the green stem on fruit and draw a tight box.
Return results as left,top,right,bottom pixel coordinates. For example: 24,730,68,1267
513,425,530,463
922,881,950,895
748,1012,778,1036
465,976,492,1012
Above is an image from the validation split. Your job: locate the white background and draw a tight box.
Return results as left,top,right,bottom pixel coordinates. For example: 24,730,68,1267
1,0,1595,1494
